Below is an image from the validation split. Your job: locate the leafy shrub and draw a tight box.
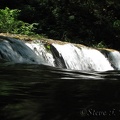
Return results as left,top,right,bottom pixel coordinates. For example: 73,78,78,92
0,7,37,35
92,41,107,48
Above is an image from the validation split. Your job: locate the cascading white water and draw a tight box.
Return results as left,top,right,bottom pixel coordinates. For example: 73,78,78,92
52,43,114,71
0,36,120,71
25,40,55,66
106,50,120,70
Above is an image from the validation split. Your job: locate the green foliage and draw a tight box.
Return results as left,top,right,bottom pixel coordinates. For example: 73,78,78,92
44,42,51,51
0,7,37,35
1,1,120,49
92,41,107,48
46,44,51,50
113,20,120,30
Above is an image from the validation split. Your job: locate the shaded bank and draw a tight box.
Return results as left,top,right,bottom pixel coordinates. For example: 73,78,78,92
1,1,120,49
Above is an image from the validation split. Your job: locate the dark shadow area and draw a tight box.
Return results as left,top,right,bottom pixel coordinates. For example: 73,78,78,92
0,64,120,120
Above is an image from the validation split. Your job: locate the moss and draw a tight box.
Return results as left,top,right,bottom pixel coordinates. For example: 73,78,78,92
0,33,46,41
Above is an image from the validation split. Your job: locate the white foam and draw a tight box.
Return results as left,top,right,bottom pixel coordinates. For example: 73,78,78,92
107,51,120,70
52,43,114,71
26,41,55,66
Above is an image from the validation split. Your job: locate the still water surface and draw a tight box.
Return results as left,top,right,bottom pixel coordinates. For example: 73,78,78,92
0,64,120,120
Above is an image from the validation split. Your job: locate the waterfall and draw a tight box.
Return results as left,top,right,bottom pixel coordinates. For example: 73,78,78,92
0,36,120,71
25,40,55,66
0,37,45,64
108,51,120,70
51,44,114,71
100,49,120,70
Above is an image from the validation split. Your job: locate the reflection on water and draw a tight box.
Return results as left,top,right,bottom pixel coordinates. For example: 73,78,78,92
0,64,120,120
